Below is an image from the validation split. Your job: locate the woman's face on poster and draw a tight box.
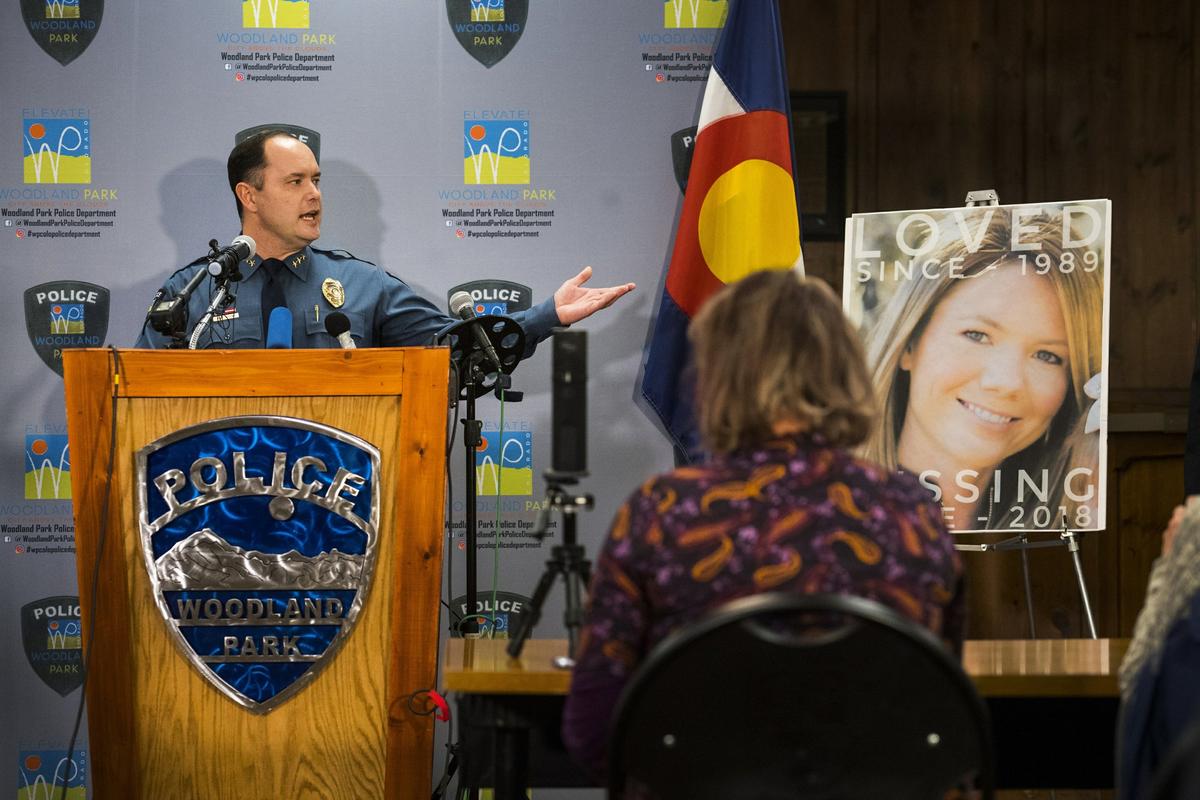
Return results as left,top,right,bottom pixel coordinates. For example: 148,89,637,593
898,262,1071,473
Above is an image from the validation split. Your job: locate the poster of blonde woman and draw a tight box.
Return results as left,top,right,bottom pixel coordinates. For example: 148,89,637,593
843,200,1110,533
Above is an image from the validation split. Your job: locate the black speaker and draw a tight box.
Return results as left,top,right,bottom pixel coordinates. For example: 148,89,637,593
551,329,587,475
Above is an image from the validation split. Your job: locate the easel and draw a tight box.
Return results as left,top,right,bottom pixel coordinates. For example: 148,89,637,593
954,519,1098,639
950,189,1099,640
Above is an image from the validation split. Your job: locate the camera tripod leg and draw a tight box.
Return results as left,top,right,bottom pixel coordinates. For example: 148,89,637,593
561,556,588,662
505,476,595,660
505,557,560,658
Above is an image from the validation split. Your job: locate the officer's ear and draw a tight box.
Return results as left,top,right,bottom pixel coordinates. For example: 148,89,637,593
235,181,257,214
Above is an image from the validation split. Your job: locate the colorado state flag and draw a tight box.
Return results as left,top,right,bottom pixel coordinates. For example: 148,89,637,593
640,0,803,458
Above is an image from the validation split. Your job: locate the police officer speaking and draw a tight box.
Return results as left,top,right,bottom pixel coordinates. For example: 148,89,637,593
136,130,635,351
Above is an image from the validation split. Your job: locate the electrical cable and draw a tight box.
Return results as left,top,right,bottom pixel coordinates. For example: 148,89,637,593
487,390,506,638
429,690,460,800
433,360,464,800
445,360,461,632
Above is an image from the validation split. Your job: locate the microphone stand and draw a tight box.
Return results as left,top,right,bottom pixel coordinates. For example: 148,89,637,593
188,240,244,349
458,352,490,636
147,267,206,348
188,281,234,350
437,314,526,637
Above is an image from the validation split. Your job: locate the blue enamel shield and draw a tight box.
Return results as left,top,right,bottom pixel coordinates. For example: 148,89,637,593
137,416,380,712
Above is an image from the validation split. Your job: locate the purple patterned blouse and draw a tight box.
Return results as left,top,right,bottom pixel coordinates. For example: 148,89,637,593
561,433,965,779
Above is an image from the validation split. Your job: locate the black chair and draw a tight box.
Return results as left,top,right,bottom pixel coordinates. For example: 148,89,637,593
607,592,994,800
1149,716,1200,799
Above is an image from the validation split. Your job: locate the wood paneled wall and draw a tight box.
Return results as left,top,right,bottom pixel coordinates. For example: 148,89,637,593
778,0,1198,638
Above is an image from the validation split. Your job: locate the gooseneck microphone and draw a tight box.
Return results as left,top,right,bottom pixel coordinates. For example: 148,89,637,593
324,311,356,349
448,291,504,372
266,306,293,349
207,235,256,279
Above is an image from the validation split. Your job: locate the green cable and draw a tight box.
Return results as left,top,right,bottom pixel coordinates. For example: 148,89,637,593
489,388,505,638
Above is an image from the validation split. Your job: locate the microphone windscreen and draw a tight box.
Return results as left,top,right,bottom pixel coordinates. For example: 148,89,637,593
266,306,293,349
448,291,476,319
232,234,256,260
325,311,351,338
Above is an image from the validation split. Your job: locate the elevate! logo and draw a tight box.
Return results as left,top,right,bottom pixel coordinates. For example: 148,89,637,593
243,0,309,28
18,750,87,800
664,0,727,28
21,596,84,696
20,0,103,65
471,0,503,21
51,303,84,333
46,0,80,18
25,434,71,500
446,0,527,68
464,119,529,185
475,429,532,496
23,117,90,184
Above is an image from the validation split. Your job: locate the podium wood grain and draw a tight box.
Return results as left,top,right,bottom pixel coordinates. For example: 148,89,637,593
63,348,449,800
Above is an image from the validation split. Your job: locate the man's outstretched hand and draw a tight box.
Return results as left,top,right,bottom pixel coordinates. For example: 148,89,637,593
553,266,636,325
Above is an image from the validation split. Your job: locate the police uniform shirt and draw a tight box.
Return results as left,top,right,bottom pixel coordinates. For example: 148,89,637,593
135,245,560,352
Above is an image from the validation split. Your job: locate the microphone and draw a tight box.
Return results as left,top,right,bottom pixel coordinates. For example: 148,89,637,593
146,235,256,338
266,306,292,349
448,291,503,372
324,311,356,350
207,235,256,279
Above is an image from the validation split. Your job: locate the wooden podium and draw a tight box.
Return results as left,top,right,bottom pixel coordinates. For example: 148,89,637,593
62,347,449,799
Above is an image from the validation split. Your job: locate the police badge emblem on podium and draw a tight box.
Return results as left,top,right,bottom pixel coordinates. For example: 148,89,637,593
136,415,380,712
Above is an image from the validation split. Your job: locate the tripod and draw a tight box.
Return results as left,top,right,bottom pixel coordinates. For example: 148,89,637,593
506,473,594,663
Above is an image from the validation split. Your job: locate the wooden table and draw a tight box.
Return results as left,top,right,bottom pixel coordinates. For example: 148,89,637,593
446,637,1129,696
444,638,1129,795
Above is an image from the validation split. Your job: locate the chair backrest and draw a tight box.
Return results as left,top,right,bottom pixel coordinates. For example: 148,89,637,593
607,592,994,800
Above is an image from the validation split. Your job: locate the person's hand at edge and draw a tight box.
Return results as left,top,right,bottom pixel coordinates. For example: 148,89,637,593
1162,497,1199,557
553,266,635,325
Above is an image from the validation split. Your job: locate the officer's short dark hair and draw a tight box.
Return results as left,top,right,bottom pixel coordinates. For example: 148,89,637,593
227,129,289,220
